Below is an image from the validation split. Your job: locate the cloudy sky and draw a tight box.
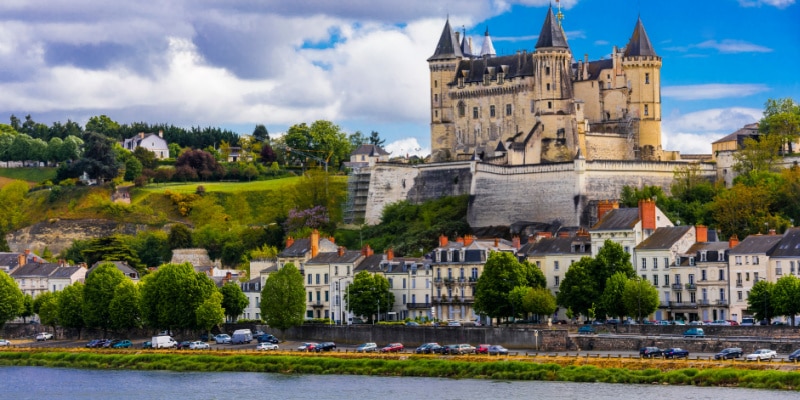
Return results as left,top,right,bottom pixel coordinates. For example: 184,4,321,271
0,0,797,156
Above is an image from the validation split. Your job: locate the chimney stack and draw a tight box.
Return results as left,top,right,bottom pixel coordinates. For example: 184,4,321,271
597,200,617,221
158,129,163,138
535,231,552,240
18,253,26,268
285,236,295,249
311,230,320,258
456,236,464,244
386,247,394,261
139,132,145,139
512,236,521,249
439,234,448,247
695,225,708,243
638,199,656,231
361,244,374,257
329,236,335,244
25,249,30,256
558,231,570,238
337,246,345,257
769,229,777,236
464,235,474,246
728,234,739,249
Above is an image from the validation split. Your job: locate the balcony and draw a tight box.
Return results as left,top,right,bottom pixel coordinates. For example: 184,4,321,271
736,280,743,287
434,278,444,286
671,283,683,290
458,277,467,284
406,302,432,309
698,299,711,306
685,283,697,291
468,277,478,284
670,302,698,309
310,301,325,308
444,277,455,286
716,299,729,306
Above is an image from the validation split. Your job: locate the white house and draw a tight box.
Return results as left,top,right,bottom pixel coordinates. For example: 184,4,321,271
122,131,170,159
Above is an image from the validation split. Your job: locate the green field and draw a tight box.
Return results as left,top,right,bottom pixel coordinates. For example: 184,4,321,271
0,167,56,184
138,177,307,194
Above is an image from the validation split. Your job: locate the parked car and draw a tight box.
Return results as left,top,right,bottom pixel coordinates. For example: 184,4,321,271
639,347,663,358
726,320,740,326
740,317,755,326
405,321,420,326
441,344,460,355
622,319,637,325
297,342,318,352
315,342,337,352
36,332,54,341
214,334,232,344
578,326,595,335
257,334,279,344
606,319,620,325
663,348,690,359
475,344,490,354
447,320,461,327
714,348,743,360
189,341,210,350
380,343,404,353
788,349,800,362
689,320,705,325
85,339,102,348
746,349,777,361
683,328,704,337
0,339,11,346
356,342,378,353
453,344,475,354
177,340,193,350
112,340,132,349
488,345,509,356
231,329,253,344
142,341,152,349
199,333,210,342
256,342,279,351
415,343,440,354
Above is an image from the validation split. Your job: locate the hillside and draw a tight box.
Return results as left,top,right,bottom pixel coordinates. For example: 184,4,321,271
0,167,57,188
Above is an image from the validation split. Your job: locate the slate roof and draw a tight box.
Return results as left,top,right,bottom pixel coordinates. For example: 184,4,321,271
623,17,657,57
306,250,363,265
355,254,384,273
49,266,84,279
0,252,44,270
88,261,138,277
278,238,338,258
636,226,692,250
584,59,613,80
728,235,782,255
535,6,569,49
685,241,730,255
711,123,759,145
454,53,535,85
519,236,591,256
351,144,389,157
771,228,800,257
592,208,640,231
428,19,464,61
9,263,61,277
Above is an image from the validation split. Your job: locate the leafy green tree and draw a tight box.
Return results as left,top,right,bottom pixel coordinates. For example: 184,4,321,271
58,283,85,339
0,271,24,327
556,258,596,320
139,262,217,332
772,275,800,327
345,271,393,323
220,282,249,322
508,286,527,321
369,131,385,147
47,137,64,163
622,277,659,322
252,124,269,143
168,224,194,250
124,156,143,181
133,146,158,169
348,131,368,148
747,280,775,323
19,293,34,323
109,279,141,332
711,182,776,239
83,263,126,336
36,291,60,334
81,235,143,275
521,287,557,320
473,251,527,322
196,291,225,339
734,134,782,176
73,131,121,181
61,135,84,161
760,97,800,154
132,230,170,269
85,115,121,139
260,263,305,336
600,272,629,320
522,260,547,289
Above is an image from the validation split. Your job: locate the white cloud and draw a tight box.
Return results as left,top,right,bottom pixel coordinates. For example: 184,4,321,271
662,107,762,153
695,39,772,54
738,0,795,8
384,137,429,158
662,84,770,100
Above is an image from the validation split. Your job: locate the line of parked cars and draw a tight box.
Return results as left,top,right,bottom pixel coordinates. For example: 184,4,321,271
640,346,796,362
85,339,132,348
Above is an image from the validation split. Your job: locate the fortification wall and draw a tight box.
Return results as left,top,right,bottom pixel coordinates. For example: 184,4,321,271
585,134,630,160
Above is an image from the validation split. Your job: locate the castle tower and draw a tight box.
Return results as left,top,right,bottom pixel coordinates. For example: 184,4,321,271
480,28,496,58
622,17,663,161
532,5,576,162
428,19,464,162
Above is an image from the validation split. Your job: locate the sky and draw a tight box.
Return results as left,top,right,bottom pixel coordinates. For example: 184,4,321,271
0,0,797,156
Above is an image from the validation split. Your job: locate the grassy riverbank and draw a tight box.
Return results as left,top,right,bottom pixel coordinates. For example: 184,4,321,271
1,349,799,391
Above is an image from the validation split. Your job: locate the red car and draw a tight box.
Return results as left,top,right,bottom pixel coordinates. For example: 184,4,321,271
475,344,490,354
380,343,404,353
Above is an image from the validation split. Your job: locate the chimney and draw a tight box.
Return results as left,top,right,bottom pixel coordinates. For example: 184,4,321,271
361,244,374,257
387,247,394,261
728,234,739,249
576,227,590,237
456,236,464,244
329,236,335,244
639,199,656,231
285,236,295,249
597,200,617,221
512,236,521,249
158,129,163,138
311,229,320,258
25,249,30,255
769,229,777,236
558,231,570,238
536,231,552,240
464,235,474,246
439,234,448,247
139,132,145,139
18,253,26,267
494,238,499,247
695,225,708,243
226,271,231,279
528,235,536,244
337,246,345,257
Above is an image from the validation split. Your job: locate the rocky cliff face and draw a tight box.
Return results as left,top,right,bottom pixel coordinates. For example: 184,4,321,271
5,219,150,255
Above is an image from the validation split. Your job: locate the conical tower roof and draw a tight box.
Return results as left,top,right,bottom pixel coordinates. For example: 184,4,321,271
428,19,464,61
624,17,657,57
535,5,569,49
480,27,496,57
460,30,474,57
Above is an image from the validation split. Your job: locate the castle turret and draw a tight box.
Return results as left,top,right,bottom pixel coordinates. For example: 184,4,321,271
429,19,464,162
460,28,475,57
480,27,496,58
622,17,662,161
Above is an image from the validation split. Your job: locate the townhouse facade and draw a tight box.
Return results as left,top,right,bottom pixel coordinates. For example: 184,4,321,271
678,239,732,322
590,199,674,263
728,232,782,321
9,262,86,296
376,250,431,321
303,247,364,321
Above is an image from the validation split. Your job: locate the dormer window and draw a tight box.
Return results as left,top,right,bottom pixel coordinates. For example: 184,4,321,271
700,251,707,262
497,73,504,85
689,257,695,266
484,74,491,86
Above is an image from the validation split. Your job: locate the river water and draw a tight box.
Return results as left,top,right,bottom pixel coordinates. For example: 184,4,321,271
2,366,797,399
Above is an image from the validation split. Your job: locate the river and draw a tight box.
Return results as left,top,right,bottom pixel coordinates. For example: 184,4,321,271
2,366,796,399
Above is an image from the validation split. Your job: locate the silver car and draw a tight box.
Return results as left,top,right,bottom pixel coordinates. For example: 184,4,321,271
214,334,231,344
745,349,777,361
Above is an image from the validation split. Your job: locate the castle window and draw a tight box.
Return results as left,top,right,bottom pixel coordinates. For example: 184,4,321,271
546,83,551,91
458,102,465,117
490,105,496,118
483,74,490,85
434,94,438,103
645,73,650,84
546,66,551,75
435,110,438,118
506,104,512,116
548,101,552,109
434,80,438,88
497,73,504,84
473,107,479,119
458,77,464,88
644,105,649,116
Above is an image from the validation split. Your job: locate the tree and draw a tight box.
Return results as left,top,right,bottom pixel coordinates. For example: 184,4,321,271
344,271,393,323
260,143,277,164
0,271,24,327
760,97,800,155
252,124,270,143
109,279,141,332
196,291,225,339
521,287,557,320
473,251,527,322
600,272,629,320
348,131,368,148
522,260,547,289
772,275,800,327
175,149,223,181
711,183,775,239
81,235,143,275
124,156,143,181
83,263,126,336
61,135,84,161
133,146,158,170
260,263,305,336
622,277,659,322
556,258,596,319
19,293,34,323
36,291,60,334
85,115,121,139
58,283,85,339
72,131,120,181
139,262,217,332
220,282,249,322
368,131,385,146
132,230,170,269
747,280,775,323
168,224,194,250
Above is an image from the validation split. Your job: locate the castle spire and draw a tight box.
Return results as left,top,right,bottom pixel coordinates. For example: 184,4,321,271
480,27,496,57
460,26,474,57
428,18,464,61
623,17,657,57
535,5,569,49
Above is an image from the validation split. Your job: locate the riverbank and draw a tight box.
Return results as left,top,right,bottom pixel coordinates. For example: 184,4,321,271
1,348,799,391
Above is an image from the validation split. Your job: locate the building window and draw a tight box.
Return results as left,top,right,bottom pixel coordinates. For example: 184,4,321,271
645,73,650,84
506,104,512,116
719,269,725,281
388,278,394,289
641,258,647,270
653,275,658,286
719,288,726,301
664,275,669,286
434,94,438,103
308,292,312,302
412,279,416,289
307,274,312,285
754,272,759,281
324,273,328,284
316,274,320,285
546,66,551,75
473,107,479,119
753,256,759,265
325,291,329,302
689,257,695,266
554,261,559,270
653,258,658,269
701,270,707,281
334,266,339,276
700,252,707,262
644,105,649,116
664,257,669,268
554,276,560,287
490,105,496,117
546,83,551,91
738,291,743,301
458,102,465,117
735,256,742,265
403,278,407,289
434,80,438,88
548,101,552,109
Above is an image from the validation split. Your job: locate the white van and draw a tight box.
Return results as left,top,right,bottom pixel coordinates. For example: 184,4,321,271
231,329,253,344
151,335,177,349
